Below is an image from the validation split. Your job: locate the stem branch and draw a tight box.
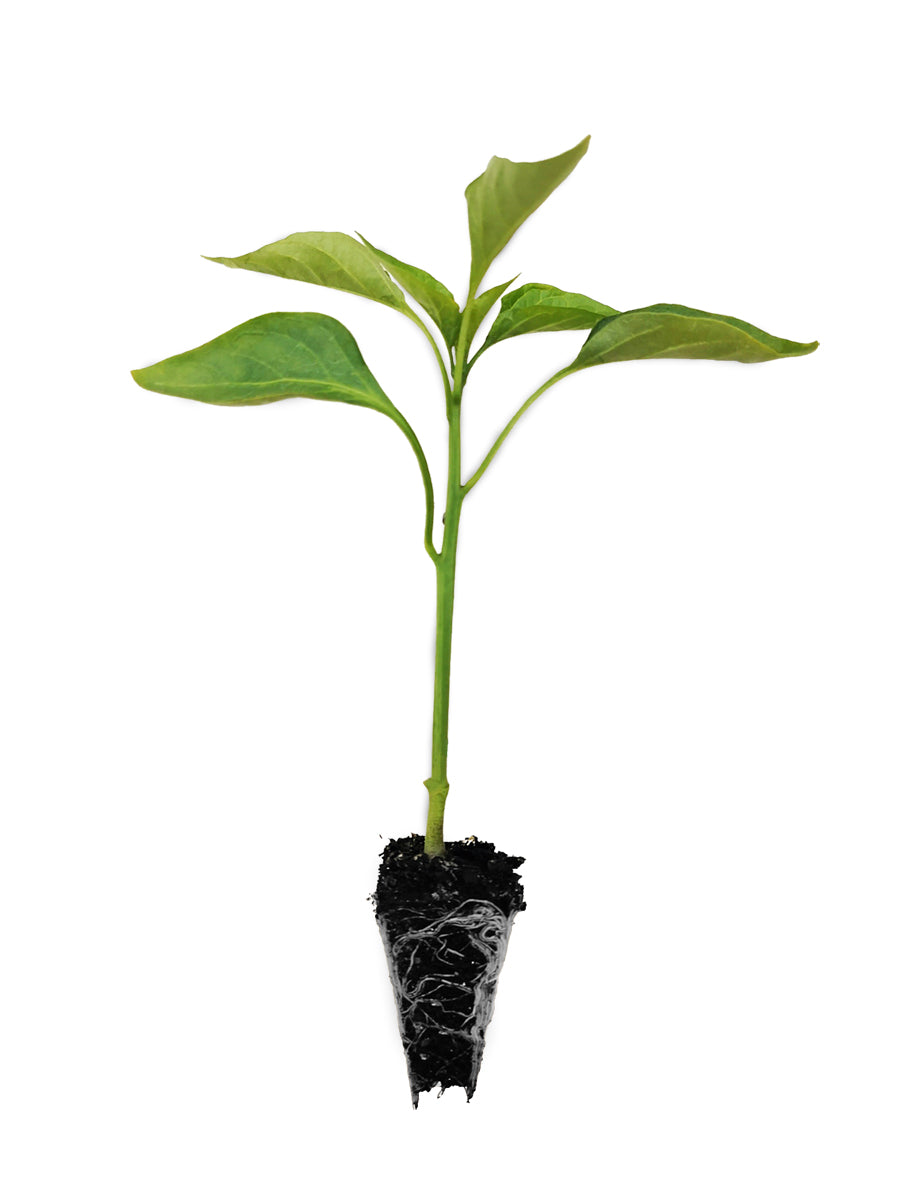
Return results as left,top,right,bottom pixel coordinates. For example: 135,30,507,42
462,368,571,496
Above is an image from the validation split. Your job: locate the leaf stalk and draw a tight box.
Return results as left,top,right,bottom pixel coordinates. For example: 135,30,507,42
463,368,571,496
389,409,439,565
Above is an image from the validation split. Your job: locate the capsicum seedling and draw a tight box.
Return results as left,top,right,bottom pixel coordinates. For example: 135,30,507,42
133,138,817,1102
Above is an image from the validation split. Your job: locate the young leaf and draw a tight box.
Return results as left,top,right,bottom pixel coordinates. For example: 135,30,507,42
206,232,409,313
356,234,461,350
465,136,590,295
479,282,618,353
569,304,819,371
131,311,397,412
457,276,519,366
468,277,519,337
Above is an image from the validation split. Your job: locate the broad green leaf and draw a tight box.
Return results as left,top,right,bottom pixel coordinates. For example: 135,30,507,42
569,304,819,371
131,311,396,412
206,232,408,312
357,233,461,349
480,282,619,353
465,136,590,294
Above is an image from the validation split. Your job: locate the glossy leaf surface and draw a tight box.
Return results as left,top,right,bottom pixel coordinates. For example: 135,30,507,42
357,234,461,349
131,312,396,412
206,232,408,312
465,136,590,294
480,282,618,353
570,304,819,370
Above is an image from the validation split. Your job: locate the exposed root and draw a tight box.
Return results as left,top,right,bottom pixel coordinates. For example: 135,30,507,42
377,898,517,1107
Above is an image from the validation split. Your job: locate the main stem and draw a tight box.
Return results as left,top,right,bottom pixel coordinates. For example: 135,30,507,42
424,401,463,857
419,307,570,855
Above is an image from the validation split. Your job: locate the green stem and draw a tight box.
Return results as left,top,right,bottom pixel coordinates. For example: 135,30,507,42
390,410,439,565
406,309,453,410
423,302,473,857
462,342,486,382
424,404,463,856
462,367,571,496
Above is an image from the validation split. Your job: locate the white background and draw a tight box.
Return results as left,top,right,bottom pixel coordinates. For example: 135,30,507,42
3,2,898,1197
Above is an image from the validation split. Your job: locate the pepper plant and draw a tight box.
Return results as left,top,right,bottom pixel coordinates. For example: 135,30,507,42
132,136,817,858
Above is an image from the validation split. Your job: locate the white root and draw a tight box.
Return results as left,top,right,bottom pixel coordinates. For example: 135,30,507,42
377,898,518,1106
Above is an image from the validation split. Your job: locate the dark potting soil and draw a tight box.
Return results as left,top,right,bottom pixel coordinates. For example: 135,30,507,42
373,835,525,1106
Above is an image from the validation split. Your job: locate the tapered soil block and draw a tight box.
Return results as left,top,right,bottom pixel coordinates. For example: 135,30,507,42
374,835,525,1106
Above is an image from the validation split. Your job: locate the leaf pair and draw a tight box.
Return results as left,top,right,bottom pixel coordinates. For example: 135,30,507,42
134,227,448,427
459,140,816,367
469,286,817,375
209,230,461,354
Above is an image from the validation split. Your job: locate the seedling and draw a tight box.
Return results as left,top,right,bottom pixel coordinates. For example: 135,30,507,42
132,136,817,1104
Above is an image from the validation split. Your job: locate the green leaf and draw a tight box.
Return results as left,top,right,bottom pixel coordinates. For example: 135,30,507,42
468,276,519,337
480,282,619,353
205,232,408,312
569,304,819,370
131,311,397,412
465,136,590,295
356,233,461,349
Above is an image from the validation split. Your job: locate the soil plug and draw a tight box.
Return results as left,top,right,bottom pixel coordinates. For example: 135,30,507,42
373,836,525,1105
132,137,818,1104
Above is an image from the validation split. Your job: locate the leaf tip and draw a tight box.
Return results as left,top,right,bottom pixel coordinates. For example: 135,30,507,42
785,338,819,357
